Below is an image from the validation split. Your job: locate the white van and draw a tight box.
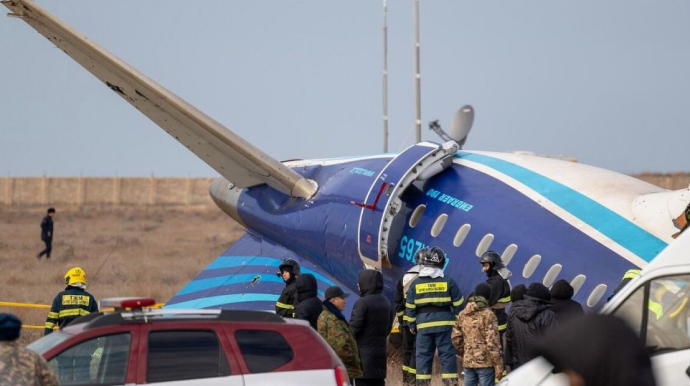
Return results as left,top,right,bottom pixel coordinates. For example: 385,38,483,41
500,230,690,386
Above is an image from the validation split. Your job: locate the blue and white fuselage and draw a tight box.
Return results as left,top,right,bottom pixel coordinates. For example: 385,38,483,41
168,143,680,313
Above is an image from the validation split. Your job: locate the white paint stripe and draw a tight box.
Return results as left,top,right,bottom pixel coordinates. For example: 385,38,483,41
454,157,647,267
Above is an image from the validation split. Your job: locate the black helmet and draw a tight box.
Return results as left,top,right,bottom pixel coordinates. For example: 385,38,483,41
421,246,446,268
480,250,505,271
414,247,429,265
277,258,301,276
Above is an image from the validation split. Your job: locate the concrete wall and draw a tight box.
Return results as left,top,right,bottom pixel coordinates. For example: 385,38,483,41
0,173,688,207
0,177,215,207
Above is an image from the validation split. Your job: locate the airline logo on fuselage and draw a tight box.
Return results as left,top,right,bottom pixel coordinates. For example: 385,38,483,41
426,189,474,212
350,167,376,177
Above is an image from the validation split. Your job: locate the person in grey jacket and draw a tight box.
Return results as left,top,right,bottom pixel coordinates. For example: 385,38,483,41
350,269,393,386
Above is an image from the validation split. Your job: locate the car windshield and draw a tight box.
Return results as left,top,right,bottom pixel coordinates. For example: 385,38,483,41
26,332,71,355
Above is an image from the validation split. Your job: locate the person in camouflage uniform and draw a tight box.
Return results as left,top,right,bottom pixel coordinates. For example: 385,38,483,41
451,283,504,386
0,313,59,386
317,286,363,382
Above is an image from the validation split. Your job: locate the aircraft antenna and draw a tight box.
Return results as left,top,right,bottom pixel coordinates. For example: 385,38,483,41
382,0,389,153
413,0,422,143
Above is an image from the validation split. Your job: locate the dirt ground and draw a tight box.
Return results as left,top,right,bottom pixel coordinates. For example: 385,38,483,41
0,204,460,385
0,205,242,343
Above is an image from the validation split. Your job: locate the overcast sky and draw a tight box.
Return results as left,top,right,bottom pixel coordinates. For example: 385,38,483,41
1,1,688,177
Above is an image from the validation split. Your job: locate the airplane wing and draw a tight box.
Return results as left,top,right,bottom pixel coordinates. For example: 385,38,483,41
2,0,317,198
165,232,358,316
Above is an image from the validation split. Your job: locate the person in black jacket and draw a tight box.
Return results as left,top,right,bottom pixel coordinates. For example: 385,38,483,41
45,267,98,335
295,274,322,329
350,269,393,386
533,314,656,386
479,251,511,336
275,258,300,318
504,282,558,371
37,207,56,260
46,267,99,382
549,280,584,323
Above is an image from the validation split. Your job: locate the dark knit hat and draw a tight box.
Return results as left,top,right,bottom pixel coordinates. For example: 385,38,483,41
550,279,575,300
0,313,22,341
473,282,492,301
525,282,552,303
511,284,527,302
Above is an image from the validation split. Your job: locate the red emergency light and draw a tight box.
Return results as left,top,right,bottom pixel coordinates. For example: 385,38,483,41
100,297,156,310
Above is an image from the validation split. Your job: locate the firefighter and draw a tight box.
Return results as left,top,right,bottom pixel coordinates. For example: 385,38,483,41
394,248,424,386
275,258,301,318
45,267,98,335
479,251,511,337
406,247,464,386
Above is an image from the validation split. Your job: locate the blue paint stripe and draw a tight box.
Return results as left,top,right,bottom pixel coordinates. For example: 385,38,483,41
176,276,327,298
456,152,667,261
177,274,285,295
165,294,279,309
207,256,336,286
196,266,275,280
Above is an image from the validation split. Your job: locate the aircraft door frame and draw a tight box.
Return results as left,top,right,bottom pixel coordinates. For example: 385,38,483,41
357,141,458,269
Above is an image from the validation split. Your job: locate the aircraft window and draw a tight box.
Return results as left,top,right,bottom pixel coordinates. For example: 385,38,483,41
570,274,586,296
586,284,608,307
502,244,518,265
452,224,471,247
409,205,426,228
522,254,541,278
543,264,562,287
475,234,494,257
431,214,448,237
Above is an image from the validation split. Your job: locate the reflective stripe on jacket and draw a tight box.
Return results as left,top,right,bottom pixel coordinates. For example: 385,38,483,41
405,275,464,334
45,287,98,335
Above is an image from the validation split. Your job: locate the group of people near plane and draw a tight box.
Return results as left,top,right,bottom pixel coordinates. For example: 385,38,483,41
394,247,587,386
275,247,590,386
275,258,394,386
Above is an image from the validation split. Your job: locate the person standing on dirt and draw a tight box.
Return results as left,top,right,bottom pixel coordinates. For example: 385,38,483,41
45,267,98,335
275,258,301,318
295,273,322,329
350,269,393,386
394,249,424,386
37,207,55,260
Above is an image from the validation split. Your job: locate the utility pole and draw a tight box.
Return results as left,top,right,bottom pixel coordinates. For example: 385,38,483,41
413,0,422,143
382,0,389,153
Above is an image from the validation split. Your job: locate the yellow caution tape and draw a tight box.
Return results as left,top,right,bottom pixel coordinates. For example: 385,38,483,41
0,301,50,309
22,325,48,330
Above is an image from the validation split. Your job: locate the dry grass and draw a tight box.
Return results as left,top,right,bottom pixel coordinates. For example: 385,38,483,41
0,205,242,344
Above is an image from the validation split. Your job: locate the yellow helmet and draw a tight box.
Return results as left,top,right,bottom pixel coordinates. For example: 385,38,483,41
64,267,87,286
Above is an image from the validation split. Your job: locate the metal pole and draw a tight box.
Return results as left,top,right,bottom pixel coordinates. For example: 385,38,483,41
413,0,422,143
382,0,389,153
